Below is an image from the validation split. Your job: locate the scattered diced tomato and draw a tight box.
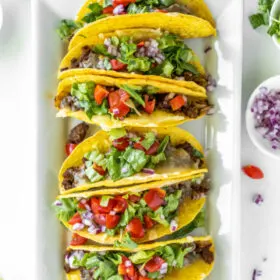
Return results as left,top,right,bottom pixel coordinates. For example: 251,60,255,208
144,214,155,229
113,0,136,7
139,277,151,280
106,214,121,229
93,163,106,176
133,142,146,152
93,213,107,226
98,199,115,214
137,41,145,48
146,141,159,155
90,197,100,214
94,85,109,105
68,212,82,225
143,95,156,115
169,95,186,111
110,59,127,71
144,189,165,211
118,263,126,275
65,143,78,156
78,202,86,209
103,6,114,14
242,165,264,179
145,256,165,273
126,217,145,239
108,90,130,118
112,137,130,151
113,196,128,213
70,233,88,246
128,194,141,203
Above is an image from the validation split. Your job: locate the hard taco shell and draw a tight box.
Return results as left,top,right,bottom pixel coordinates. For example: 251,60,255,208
58,127,208,194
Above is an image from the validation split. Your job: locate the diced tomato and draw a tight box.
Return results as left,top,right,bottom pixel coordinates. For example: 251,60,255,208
65,143,78,156
139,277,151,280
126,218,145,239
90,197,100,214
103,6,114,14
146,141,159,155
68,212,82,225
169,95,186,111
118,263,126,275
98,199,115,214
144,256,165,273
143,95,156,115
113,196,128,213
126,266,136,278
144,189,166,211
242,165,264,179
112,137,130,151
137,41,145,48
78,202,86,209
93,213,107,226
78,199,90,210
133,142,146,152
70,233,88,246
144,215,155,229
154,9,168,13
108,90,130,118
106,214,121,229
110,59,127,71
93,163,106,176
113,0,136,7
128,194,141,203
94,85,109,105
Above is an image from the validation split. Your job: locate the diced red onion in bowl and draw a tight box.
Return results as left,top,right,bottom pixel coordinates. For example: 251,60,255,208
142,168,155,174
73,223,85,230
251,87,280,149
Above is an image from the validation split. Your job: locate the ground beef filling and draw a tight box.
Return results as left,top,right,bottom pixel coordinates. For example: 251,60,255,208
166,177,210,201
62,166,86,190
67,122,89,144
59,91,210,119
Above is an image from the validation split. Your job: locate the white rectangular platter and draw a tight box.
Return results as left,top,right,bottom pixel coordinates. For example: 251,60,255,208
33,0,242,279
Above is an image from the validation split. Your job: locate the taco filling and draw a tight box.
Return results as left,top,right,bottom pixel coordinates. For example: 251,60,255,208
54,177,209,240
64,240,214,279
60,34,206,86
59,81,210,121
61,130,205,191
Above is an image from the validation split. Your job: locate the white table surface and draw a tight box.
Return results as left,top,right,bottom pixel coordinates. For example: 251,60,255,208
0,0,279,279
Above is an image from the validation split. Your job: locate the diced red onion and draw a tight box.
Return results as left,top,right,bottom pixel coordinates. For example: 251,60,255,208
104,38,111,47
121,167,128,173
251,87,280,149
85,204,91,211
64,253,70,264
82,211,93,220
54,200,62,206
125,260,132,267
109,210,116,215
252,269,262,280
142,168,155,174
159,265,168,275
160,263,168,270
101,226,106,232
80,199,87,204
112,108,120,115
88,225,102,234
170,219,178,232
113,4,124,15
138,266,147,276
253,194,264,206
83,219,93,226
73,223,85,231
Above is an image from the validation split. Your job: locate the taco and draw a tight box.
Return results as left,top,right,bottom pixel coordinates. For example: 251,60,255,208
54,175,209,244
55,75,211,129
58,127,208,194
68,13,216,50
58,29,207,89
64,236,214,280
76,0,215,26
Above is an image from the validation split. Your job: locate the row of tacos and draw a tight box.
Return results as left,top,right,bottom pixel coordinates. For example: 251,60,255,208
53,1,216,279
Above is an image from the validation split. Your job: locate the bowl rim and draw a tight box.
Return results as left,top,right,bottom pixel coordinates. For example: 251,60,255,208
270,0,280,49
245,75,280,160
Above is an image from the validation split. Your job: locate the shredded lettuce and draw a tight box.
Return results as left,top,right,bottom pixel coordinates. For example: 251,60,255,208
114,232,138,249
109,128,127,140
53,198,77,222
129,250,155,264
141,132,156,150
120,85,145,106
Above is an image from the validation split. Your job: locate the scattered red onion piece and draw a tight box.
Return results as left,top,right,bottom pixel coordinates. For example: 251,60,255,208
253,194,264,206
251,87,280,149
206,74,217,92
142,168,155,174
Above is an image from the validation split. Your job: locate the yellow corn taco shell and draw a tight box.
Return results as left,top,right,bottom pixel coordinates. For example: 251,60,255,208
58,127,208,194
55,75,208,129
76,0,215,27
69,13,216,50
58,29,206,86
66,236,214,280
58,176,206,244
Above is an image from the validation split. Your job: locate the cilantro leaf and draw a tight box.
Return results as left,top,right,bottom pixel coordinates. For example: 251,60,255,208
57,20,82,41
82,3,105,23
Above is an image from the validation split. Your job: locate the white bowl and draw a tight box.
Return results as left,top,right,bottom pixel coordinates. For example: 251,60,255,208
270,0,280,49
246,75,280,159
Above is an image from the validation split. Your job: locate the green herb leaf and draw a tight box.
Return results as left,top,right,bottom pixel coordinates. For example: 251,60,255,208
82,3,104,23
249,13,266,29
57,20,82,41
